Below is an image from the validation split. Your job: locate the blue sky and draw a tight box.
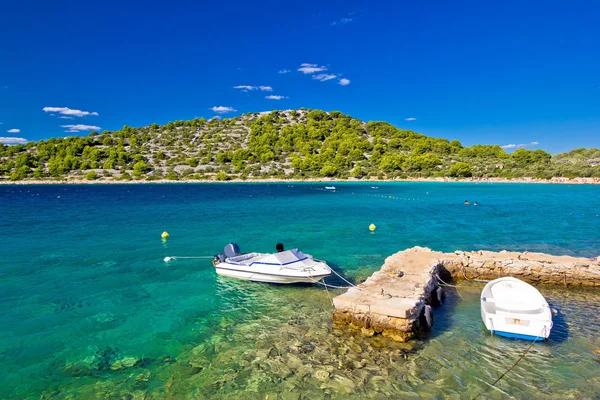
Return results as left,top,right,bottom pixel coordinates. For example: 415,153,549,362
1,0,598,153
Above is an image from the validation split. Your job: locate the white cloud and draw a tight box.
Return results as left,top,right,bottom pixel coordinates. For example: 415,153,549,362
278,69,290,74
59,116,74,119
234,85,272,92
0,122,3,124
210,106,237,114
43,106,99,117
298,63,328,74
500,141,540,149
331,17,353,26
233,85,257,91
61,124,101,133
338,78,351,86
7,128,20,133
312,74,338,82
0,137,28,144
265,95,287,100
405,117,416,121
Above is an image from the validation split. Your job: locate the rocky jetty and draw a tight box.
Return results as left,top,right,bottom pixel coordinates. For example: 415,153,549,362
446,249,600,286
333,247,600,342
333,247,444,342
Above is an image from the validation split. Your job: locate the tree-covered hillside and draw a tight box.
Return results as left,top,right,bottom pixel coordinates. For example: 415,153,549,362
1,109,599,181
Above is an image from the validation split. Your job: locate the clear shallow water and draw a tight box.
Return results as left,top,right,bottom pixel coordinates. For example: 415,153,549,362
0,182,599,399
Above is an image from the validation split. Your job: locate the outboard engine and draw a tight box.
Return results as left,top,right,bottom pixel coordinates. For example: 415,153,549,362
213,243,241,266
223,242,241,258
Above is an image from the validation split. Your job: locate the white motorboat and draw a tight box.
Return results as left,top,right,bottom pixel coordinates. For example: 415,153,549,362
213,243,332,284
325,186,336,190
481,277,553,340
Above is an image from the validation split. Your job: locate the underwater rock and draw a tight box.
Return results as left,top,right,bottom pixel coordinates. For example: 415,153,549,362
295,363,313,378
313,368,330,381
361,327,376,337
327,374,357,394
110,356,140,370
129,390,148,400
91,312,116,323
300,342,316,353
283,353,304,371
158,354,176,365
281,391,300,400
352,359,368,370
268,346,281,359
62,360,96,377
91,346,120,370
254,335,270,349
265,359,292,379
346,341,362,353
135,370,151,382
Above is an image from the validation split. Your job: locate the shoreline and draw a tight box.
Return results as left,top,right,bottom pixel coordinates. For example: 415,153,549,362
1,176,599,185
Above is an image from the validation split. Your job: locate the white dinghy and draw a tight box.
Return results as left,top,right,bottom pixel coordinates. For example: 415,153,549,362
213,243,332,284
481,277,553,340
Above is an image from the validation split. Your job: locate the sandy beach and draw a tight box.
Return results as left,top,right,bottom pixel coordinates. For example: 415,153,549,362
1,176,599,185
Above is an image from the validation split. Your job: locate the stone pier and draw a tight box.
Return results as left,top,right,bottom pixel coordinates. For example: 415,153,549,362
332,247,600,342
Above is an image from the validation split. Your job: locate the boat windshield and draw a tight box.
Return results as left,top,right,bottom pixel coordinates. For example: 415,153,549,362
253,249,309,266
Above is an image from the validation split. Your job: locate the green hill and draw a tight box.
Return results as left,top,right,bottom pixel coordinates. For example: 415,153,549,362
1,109,599,181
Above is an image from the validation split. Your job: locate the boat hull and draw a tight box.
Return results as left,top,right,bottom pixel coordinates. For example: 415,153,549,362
492,331,546,341
480,277,553,341
215,265,331,284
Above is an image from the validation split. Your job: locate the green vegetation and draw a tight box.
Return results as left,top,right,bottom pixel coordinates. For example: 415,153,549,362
1,109,599,181
449,162,473,177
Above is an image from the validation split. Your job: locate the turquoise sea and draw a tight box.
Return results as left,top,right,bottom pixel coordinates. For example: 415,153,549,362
1,182,599,399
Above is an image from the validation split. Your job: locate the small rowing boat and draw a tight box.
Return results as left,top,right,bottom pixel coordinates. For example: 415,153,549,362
481,277,553,340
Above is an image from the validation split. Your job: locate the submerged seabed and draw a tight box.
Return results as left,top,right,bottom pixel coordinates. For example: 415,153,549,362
1,183,599,399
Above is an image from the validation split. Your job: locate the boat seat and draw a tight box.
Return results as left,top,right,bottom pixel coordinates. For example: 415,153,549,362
228,253,258,262
482,297,544,315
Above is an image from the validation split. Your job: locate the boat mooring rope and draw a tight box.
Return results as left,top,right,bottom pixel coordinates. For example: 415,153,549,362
320,278,334,306
306,269,359,307
163,256,214,262
434,274,464,301
330,268,360,289
311,279,355,290
472,326,547,400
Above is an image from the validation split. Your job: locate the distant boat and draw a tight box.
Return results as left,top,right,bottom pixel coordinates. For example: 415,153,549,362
325,186,336,190
371,186,379,189
213,243,332,284
481,277,552,340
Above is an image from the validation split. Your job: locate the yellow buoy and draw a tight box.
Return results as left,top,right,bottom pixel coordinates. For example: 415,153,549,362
369,223,376,231
161,231,170,239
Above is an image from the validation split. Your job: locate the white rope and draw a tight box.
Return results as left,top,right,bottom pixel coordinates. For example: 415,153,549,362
321,278,334,306
329,267,360,289
306,273,355,289
163,256,214,262
435,274,464,301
